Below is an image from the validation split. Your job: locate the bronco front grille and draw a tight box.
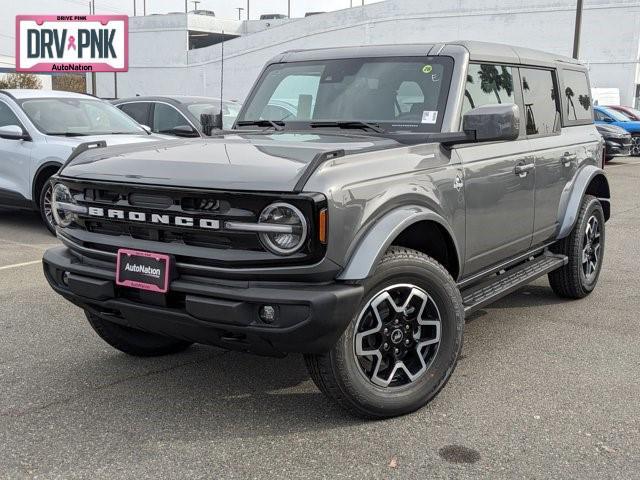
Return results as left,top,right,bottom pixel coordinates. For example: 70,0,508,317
57,178,327,269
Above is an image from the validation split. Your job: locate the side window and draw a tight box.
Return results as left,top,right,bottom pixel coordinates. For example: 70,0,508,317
118,102,151,126
594,110,609,122
0,102,22,128
562,69,592,122
520,68,560,136
462,64,515,115
152,103,189,134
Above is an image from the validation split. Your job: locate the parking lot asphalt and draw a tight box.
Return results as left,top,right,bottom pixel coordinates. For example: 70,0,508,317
1,158,639,480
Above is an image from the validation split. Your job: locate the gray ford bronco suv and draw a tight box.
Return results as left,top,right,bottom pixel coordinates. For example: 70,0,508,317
43,41,610,418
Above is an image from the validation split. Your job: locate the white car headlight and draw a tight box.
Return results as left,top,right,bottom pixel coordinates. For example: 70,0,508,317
51,183,84,228
258,202,307,255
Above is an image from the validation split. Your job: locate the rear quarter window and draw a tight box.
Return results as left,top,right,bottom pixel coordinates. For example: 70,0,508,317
118,102,151,126
561,69,593,125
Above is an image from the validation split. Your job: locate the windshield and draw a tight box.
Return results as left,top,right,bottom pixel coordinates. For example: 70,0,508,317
616,107,640,120
601,107,631,122
236,56,453,133
187,101,241,129
19,97,145,136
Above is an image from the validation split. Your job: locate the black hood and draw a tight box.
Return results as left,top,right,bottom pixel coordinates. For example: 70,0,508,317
61,132,400,191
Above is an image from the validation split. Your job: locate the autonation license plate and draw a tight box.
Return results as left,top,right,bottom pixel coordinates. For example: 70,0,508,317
116,249,170,293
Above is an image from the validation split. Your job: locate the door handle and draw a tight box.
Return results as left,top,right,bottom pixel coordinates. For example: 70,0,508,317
561,152,577,166
514,162,535,177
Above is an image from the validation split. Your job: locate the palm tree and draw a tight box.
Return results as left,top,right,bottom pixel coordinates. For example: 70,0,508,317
578,94,591,112
465,74,475,109
478,65,503,103
565,87,577,120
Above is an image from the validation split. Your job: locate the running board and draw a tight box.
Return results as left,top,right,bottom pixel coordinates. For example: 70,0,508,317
461,252,568,314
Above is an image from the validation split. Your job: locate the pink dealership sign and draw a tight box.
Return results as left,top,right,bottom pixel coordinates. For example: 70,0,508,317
15,15,128,72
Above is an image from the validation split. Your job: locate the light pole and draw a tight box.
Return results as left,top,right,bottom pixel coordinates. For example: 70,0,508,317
191,0,200,11
288,0,290,18
572,0,583,59
246,0,249,20
236,7,244,20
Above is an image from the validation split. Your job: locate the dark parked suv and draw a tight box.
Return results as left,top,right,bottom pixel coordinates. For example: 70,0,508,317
43,42,609,418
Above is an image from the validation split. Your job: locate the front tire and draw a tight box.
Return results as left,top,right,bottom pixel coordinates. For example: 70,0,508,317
39,179,56,235
631,135,640,156
305,247,464,419
86,312,193,357
548,195,605,299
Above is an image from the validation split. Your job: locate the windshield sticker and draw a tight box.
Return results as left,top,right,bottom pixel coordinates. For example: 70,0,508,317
421,111,438,124
422,65,433,74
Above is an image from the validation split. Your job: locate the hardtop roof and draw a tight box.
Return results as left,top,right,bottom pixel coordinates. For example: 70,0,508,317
275,40,583,69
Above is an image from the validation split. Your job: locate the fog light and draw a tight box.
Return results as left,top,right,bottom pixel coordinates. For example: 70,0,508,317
259,305,277,324
62,271,70,286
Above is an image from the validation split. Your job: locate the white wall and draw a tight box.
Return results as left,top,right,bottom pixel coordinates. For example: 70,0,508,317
96,0,640,105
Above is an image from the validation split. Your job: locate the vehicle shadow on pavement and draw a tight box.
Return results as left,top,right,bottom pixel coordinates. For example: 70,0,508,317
44,346,365,438
484,284,571,309
0,209,43,228
0,209,52,244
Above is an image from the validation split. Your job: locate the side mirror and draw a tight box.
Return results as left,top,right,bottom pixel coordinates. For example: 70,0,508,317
200,112,223,136
603,117,614,123
172,125,199,138
462,104,520,142
140,124,152,134
0,125,29,140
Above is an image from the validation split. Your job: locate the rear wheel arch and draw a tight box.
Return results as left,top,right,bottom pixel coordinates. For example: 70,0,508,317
585,173,610,221
558,167,610,239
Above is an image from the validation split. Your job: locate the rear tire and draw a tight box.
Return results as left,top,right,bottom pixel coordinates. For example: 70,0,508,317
86,311,193,357
304,247,464,419
548,195,605,299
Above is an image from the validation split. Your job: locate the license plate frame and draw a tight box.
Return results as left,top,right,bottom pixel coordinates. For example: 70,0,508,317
116,249,171,293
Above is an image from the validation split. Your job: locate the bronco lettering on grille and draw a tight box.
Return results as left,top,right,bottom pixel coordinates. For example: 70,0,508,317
87,207,220,230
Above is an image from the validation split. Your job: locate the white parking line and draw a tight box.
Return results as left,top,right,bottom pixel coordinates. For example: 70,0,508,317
0,260,41,271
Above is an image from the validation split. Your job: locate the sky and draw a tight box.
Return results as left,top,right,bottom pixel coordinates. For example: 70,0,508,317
0,0,382,57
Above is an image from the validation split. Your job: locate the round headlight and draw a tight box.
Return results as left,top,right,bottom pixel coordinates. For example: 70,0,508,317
51,183,77,228
258,203,307,255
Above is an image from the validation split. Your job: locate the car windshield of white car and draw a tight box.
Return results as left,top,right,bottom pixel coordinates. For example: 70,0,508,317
19,98,146,136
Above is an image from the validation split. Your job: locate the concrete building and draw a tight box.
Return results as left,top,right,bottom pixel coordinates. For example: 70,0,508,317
94,0,640,107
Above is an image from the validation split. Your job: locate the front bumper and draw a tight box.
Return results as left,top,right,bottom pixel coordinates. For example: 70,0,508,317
43,246,363,356
604,137,631,158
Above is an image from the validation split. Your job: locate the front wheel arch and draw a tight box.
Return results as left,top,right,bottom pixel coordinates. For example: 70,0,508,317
337,206,461,282
32,162,61,209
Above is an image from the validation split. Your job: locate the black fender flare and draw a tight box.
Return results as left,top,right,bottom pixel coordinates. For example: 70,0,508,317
337,205,461,281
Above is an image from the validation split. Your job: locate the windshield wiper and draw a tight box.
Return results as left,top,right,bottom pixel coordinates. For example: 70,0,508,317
310,121,385,134
47,132,90,137
235,120,285,131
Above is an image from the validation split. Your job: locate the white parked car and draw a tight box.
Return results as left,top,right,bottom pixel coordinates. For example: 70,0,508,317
0,89,167,233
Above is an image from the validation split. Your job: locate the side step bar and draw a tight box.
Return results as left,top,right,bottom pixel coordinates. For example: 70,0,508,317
461,252,568,314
